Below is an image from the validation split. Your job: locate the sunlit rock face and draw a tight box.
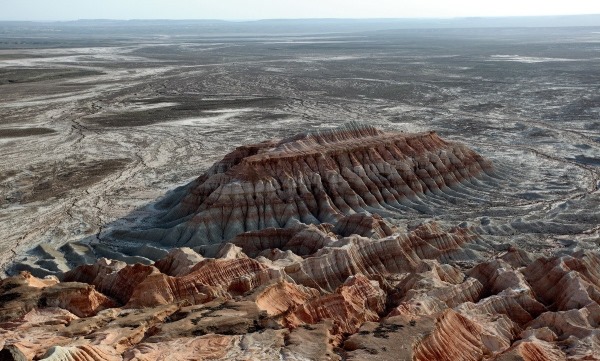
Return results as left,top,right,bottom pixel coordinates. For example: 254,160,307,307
3,249,600,360
123,123,494,247
2,125,599,360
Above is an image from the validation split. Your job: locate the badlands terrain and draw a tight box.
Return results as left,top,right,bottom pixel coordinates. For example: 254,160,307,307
0,20,599,360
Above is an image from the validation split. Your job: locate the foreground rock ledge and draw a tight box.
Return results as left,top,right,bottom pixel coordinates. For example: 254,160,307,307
2,243,599,360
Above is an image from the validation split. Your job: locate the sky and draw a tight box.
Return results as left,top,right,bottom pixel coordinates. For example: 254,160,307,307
1,0,600,21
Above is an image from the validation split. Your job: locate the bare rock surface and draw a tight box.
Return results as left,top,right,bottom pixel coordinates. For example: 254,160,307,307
2,124,600,359
1,23,600,360
120,123,494,247
2,214,600,360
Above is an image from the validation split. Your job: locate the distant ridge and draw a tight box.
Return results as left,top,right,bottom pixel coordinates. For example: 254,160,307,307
1,14,599,32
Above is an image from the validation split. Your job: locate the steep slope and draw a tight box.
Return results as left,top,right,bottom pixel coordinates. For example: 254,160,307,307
122,123,494,246
3,124,599,360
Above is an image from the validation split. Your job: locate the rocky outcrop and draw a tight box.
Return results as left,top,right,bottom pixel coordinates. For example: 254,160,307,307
2,126,599,360
252,280,320,318
64,257,285,308
40,345,122,361
0,308,77,360
123,123,494,247
413,308,517,361
522,303,600,359
286,222,478,292
288,274,386,334
0,272,115,321
124,334,235,361
153,247,204,276
4,248,600,360
333,213,396,238
522,251,600,311
492,337,567,361
229,224,336,258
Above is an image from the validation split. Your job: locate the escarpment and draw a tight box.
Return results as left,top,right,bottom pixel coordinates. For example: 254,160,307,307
3,124,599,360
4,248,599,360
124,123,494,247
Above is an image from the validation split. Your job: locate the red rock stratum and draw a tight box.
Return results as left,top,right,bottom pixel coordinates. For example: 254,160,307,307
125,123,494,246
2,125,598,360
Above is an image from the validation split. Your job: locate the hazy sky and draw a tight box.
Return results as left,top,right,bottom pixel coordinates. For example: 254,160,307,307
1,0,600,21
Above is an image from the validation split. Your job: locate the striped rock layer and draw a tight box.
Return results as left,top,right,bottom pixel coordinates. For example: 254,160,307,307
4,125,599,360
131,123,494,246
2,244,600,360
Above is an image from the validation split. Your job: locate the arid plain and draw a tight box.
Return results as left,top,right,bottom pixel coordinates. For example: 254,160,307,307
0,21,599,360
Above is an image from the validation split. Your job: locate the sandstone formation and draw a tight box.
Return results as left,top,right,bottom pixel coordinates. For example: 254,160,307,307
285,222,480,292
2,125,599,360
288,274,386,334
123,123,494,247
3,242,599,360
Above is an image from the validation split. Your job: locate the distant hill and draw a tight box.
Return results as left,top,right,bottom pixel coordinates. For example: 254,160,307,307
2,15,600,28
1,15,599,39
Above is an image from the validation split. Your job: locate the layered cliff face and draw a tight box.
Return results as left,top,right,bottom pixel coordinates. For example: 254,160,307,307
2,248,600,360
122,123,494,247
2,125,599,360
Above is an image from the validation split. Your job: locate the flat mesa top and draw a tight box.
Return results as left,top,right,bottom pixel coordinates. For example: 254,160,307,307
238,125,445,163
211,124,461,183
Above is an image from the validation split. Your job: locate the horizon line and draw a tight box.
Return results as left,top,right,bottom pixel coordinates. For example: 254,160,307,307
2,14,600,23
